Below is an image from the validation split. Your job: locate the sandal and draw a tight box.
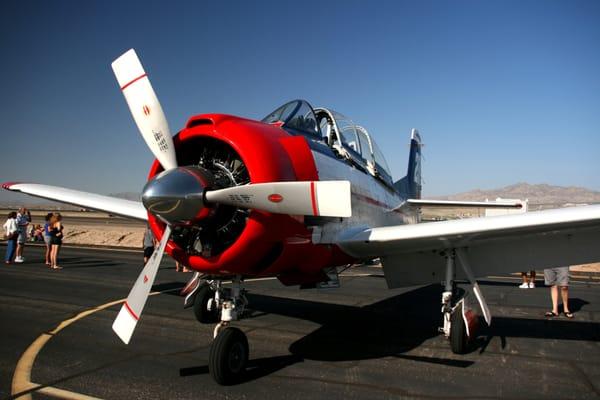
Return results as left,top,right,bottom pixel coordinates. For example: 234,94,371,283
51,265,63,270
564,311,574,319
545,311,559,317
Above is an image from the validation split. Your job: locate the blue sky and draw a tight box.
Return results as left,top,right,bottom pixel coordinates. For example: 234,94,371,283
1,0,599,204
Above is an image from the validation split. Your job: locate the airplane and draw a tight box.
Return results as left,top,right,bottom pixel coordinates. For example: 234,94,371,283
3,49,600,385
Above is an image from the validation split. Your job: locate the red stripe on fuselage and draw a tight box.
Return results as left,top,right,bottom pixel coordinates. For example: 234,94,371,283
124,302,139,320
310,181,318,216
120,73,147,91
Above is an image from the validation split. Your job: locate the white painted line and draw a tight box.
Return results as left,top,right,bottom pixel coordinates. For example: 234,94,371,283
486,276,600,285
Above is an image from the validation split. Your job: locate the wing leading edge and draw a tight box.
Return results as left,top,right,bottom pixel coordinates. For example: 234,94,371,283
2,182,147,221
338,204,600,288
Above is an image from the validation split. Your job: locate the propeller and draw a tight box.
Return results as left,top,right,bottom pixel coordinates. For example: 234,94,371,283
112,226,172,344
141,166,352,224
112,49,178,170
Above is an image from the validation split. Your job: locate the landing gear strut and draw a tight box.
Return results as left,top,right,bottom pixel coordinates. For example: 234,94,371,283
439,250,469,353
207,276,249,385
439,248,492,354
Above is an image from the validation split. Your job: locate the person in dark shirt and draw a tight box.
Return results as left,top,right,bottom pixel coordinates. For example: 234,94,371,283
49,213,64,270
43,213,54,266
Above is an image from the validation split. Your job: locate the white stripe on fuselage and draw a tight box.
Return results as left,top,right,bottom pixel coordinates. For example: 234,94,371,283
311,150,416,244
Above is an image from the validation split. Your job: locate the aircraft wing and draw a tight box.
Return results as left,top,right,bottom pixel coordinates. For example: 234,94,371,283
337,204,600,288
403,199,523,209
2,182,147,221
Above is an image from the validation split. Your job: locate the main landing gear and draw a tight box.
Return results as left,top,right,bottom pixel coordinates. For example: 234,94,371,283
439,249,492,354
183,274,249,385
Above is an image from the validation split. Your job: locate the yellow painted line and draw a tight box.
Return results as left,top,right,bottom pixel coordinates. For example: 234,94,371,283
243,277,277,283
34,383,104,400
11,289,178,400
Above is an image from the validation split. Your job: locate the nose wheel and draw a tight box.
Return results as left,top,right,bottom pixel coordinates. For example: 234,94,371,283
209,327,249,385
193,282,220,323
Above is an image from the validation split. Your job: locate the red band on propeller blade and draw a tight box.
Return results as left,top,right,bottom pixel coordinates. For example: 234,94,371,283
120,73,147,91
124,302,140,321
310,182,318,216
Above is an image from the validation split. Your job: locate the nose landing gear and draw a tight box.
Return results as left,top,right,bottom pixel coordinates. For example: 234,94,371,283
182,273,250,384
184,275,249,385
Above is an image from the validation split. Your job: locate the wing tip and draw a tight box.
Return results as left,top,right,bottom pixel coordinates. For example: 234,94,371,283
1,181,23,191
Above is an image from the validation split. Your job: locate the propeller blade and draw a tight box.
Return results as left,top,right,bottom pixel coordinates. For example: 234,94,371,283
204,180,352,217
112,225,172,344
112,49,177,170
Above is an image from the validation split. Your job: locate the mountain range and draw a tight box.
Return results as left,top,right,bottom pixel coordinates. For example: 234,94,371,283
434,183,600,205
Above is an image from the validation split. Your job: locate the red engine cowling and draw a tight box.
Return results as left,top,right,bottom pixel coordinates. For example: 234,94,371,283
147,114,352,283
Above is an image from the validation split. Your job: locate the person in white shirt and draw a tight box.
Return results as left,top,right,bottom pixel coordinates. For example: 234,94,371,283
15,207,31,263
3,212,18,264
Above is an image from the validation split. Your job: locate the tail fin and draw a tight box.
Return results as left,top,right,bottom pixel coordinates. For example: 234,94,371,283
393,129,422,199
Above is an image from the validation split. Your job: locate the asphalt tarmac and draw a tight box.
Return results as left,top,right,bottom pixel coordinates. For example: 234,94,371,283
1,245,599,400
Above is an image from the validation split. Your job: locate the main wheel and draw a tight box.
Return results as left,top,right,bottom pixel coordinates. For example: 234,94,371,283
193,283,219,323
209,327,249,385
449,306,468,354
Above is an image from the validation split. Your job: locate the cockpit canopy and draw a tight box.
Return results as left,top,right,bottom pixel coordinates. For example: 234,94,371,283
262,100,394,187
261,100,321,138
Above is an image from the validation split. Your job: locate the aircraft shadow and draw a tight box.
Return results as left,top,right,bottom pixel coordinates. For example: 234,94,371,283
248,284,444,362
475,298,597,353
247,286,599,364
179,354,304,384
53,256,119,269
174,282,598,384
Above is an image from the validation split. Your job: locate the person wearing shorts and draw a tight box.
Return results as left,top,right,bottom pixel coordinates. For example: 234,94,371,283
43,213,53,266
15,207,31,263
544,266,573,318
142,225,156,265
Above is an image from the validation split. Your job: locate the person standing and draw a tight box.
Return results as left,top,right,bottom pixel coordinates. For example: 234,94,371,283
142,224,156,265
49,213,64,270
3,212,18,264
14,207,31,263
544,266,573,318
43,213,53,266
175,261,190,273
519,270,537,289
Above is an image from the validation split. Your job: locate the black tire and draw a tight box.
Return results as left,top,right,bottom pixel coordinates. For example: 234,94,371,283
450,306,469,354
209,327,249,385
193,283,219,324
